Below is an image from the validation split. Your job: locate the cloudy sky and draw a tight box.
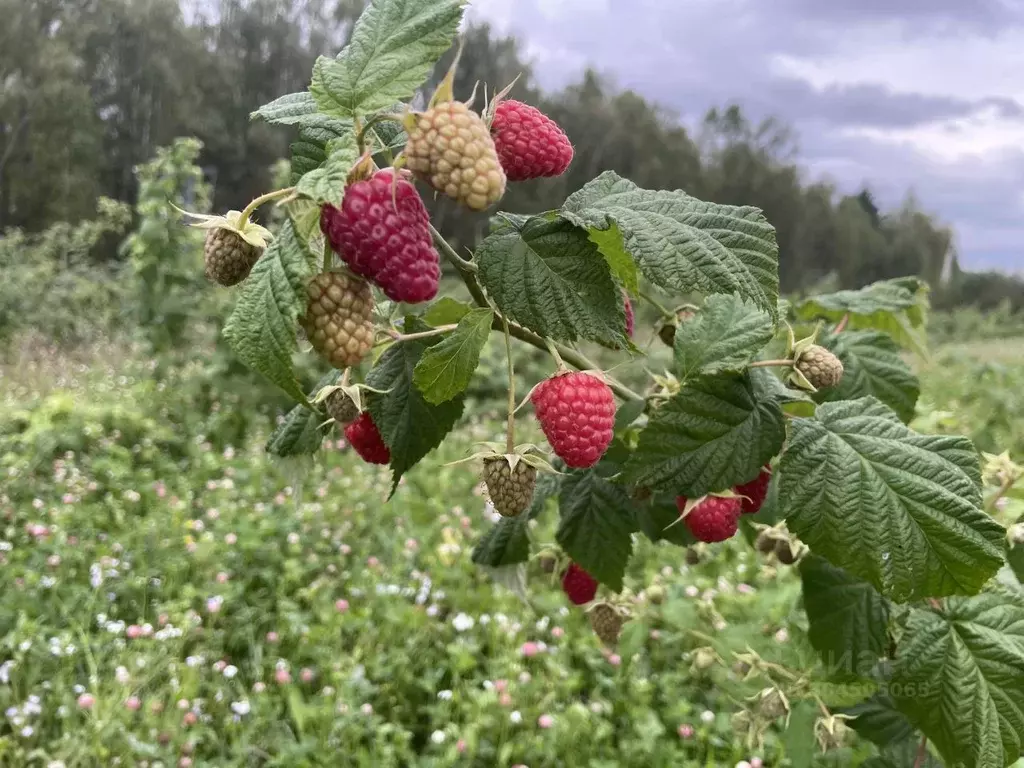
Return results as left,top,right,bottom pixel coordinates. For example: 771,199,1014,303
467,0,1024,273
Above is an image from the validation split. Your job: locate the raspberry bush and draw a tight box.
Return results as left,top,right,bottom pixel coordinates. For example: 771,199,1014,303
176,2,1024,765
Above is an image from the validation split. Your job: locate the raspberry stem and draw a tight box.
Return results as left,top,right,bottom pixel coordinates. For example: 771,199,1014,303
428,220,647,406
543,337,566,371
834,313,851,333
985,474,1016,512
385,325,458,343
356,113,405,155
749,359,796,368
501,313,515,454
238,186,296,227
912,734,929,768
638,288,674,320
429,223,479,274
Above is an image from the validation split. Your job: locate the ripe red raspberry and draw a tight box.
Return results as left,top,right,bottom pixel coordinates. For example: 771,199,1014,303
531,372,615,469
344,412,390,465
677,496,741,543
320,169,440,304
623,292,635,338
490,100,573,181
562,562,598,605
734,465,772,514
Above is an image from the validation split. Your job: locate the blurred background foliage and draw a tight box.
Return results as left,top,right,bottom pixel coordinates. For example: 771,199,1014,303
1,0,1021,322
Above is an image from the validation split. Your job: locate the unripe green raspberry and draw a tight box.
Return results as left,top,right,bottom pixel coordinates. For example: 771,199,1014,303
658,308,696,348
755,687,790,720
775,538,799,565
300,272,375,369
404,101,506,211
536,548,559,574
588,602,625,646
483,456,537,518
204,227,261,286
324,389,359,426
796,344,844,389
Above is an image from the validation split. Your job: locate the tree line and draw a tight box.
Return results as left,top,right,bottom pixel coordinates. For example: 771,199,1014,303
1,0,1019,310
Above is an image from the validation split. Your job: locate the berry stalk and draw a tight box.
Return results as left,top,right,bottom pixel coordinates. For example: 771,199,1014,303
355,113,404,155
748,359,796,369
237,186,296,228
543,336,567,371
378,324,458,345
501,313,516,454
428,220,647,406
638,287,674,320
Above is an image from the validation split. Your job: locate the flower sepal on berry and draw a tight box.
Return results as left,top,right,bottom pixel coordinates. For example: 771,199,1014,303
782,323,844,392
172,206,274,250
815,713,854,753
645,370,682,405
313,379,390,428
445,442,560,474
753,523,807,566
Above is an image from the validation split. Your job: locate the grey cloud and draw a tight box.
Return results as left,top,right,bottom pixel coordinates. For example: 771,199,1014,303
772,0,1023,35
473,0,1024,270
634,76,1022,131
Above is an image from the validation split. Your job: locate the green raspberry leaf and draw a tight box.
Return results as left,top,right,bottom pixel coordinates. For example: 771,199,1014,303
815,330,920,424
286,198,324,257
890,586,1024,767
800,555,890,679
1008,532,1024,587
295,134,359,205
251,94,354,183
527,470,562,521
624,370,786,497
265,371,340,457
557,468,638,591
781,700,819,768
778,397,1005,601
223,220,311,405
862,739,942,768
561,171,779,317
472,517,530,567
310,0,466,118
614,398,647,433
265,404,326,457
366,334,465,496
848,692,917,749
476,216,627,346
673,293,775,380
413,308,494,404
252,92,336,128
423,297,473,326
798,277,929,357
633,495,696,547
290,121,354,182
586,221,639,295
